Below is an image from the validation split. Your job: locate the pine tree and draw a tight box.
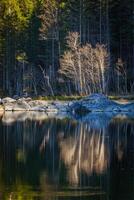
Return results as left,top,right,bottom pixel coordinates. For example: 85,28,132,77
0,0,36,94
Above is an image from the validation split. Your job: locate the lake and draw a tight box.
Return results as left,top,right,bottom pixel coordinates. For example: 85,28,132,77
0,111,134,200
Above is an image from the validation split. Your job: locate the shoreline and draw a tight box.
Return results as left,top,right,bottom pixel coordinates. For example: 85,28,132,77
0,97,72,113
0,94,134,114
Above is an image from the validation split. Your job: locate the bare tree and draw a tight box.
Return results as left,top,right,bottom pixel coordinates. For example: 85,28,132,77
115,58,127,94
39,65,54,96
59,32,109,95
60,32,83,95
94,44,109,93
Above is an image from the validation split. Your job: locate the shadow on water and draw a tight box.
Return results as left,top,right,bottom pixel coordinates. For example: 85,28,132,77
0,112,134,199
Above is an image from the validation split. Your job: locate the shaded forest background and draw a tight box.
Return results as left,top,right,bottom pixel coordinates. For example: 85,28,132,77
0,0,133,96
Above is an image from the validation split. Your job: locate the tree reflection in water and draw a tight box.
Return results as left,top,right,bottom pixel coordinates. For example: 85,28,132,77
0,112,133,199
59,125,108,185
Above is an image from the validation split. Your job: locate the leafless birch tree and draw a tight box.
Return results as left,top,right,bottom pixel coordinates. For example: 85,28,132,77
59,32,109,95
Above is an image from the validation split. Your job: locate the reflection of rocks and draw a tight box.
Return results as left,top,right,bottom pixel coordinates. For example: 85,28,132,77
2,112,49,124
73,112,116,129
1,111,69,125
71,112,134,129
1,110,134,128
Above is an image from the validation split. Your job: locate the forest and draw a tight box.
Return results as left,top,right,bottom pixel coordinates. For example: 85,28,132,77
0,0,133,97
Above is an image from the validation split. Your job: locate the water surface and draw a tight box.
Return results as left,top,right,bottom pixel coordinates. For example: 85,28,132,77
0,112,134,200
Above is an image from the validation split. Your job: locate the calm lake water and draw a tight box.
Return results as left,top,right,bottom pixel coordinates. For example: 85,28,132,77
0,112,134,200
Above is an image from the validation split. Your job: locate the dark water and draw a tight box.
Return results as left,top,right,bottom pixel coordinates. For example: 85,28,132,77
0,112,134,200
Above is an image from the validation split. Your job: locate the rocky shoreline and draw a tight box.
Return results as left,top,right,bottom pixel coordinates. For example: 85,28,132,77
70,94,134,115
0,94,134,115
0,97,72,113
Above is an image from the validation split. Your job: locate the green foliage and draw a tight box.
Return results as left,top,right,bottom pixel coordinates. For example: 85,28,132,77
59,2,66,9
0,0,36,31
16,52,27,61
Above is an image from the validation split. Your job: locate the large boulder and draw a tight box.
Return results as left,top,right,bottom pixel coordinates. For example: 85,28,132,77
45,104,58,113
30,106,46,112
4,103,14,111
28,100,47,111
2,97,16,104
51,101,70,113
4,99,31,111
29,100,47,107
70,93,134,115
12,100,31,111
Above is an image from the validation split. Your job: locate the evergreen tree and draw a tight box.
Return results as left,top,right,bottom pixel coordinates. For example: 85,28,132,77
0,0,133,95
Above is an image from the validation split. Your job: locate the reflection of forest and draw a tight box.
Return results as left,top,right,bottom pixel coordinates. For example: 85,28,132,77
0,116,133,199
59,126,108,185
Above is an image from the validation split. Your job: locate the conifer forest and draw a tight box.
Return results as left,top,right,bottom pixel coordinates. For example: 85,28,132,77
0,0,133,96
0,1,134,200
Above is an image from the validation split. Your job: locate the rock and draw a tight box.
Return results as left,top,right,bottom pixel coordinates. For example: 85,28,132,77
18,97,32,102
4,94,133,115
28,100,48,111
0,105,4,110
28,100,48,107
4,99,32,111
2,98,70,113
12,100,31,111
4,103,14,111
30,106,46,112
25,97,32,101
70,93,134,115
2,97,16,104
45,104,58,113
122,103,134,112
52,101,69,112
0,105,4,117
